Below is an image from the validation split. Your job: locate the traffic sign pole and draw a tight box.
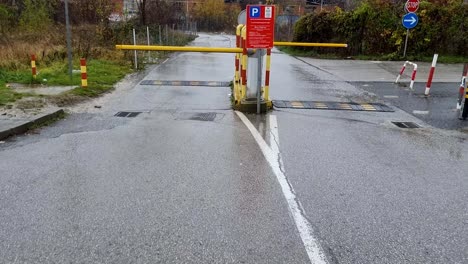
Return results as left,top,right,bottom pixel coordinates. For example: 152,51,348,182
402,12,418,57
403,29,409,57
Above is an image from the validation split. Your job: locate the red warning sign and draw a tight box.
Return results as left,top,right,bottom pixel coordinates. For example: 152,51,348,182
246,5,275,49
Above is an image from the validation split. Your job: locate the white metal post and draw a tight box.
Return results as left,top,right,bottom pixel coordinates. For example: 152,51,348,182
147,26,150,61
133,28,137,69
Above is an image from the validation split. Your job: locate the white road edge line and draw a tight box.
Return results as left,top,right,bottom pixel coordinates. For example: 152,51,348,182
412,110,429,115
235,111,328,264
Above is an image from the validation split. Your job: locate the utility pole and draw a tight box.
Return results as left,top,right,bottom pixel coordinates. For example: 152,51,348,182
64,0,73,81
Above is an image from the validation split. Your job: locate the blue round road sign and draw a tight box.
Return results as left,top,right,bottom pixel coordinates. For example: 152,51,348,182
402,13,418,29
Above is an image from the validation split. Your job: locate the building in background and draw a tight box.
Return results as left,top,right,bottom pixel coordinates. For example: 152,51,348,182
109,0,138,22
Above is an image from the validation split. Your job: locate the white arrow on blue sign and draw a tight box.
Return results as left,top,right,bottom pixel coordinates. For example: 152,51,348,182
402,13,418,29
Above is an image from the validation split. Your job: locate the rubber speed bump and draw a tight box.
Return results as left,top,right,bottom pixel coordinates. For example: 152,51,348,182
272,101,394,112
140,80,230,87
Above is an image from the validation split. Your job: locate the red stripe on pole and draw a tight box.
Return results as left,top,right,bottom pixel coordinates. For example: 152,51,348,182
32,68,36,75
241,45,247,85
31,54,36,61
399,66,406,75
267,49,271,56
81,73,87,79
80,58,86,66
426,67,435,89
265,71,270,86
235,58,239,71
411,70,417,81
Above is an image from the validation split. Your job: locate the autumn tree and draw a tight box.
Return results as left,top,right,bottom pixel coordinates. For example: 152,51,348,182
193,0,240,31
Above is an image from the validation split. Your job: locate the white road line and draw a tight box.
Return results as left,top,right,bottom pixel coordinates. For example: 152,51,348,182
413,110,429,115
384,95,399,99
235,111,328,264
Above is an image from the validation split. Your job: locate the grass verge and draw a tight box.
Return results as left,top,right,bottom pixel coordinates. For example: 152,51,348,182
0,59,133,107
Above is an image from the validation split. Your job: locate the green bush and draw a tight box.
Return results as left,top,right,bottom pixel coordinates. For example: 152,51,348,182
293,0,467,58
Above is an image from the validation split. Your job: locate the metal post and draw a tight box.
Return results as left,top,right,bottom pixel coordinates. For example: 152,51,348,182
159,25,162,45
147,26,150,61
257,49,264,114
403,29,409,57
133,28,138,69
64,0,73,80
172,24,175,45
165,24,169,45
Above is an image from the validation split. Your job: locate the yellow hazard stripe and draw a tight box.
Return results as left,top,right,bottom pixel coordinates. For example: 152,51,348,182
291,101,304,108
339,103,353,109
31,61,36,67
314,102,328,109
80,66,87,73
360,103,376,111
81,79,88,87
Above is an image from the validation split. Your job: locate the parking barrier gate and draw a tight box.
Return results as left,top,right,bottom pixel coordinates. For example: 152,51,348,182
116,26,348,113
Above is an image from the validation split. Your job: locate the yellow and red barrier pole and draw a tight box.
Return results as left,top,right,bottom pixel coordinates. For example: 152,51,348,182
235,25,243,85
31,54,37,80
80,58,88,88
264,49,272,102
241,26,248,99
234,24,244,103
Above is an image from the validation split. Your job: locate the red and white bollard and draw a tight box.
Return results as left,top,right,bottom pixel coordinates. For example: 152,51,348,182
458,77,466,110
395,61,408,83
424,54,438,96
395,61,417,89
409,63,417,90
457,64,468,109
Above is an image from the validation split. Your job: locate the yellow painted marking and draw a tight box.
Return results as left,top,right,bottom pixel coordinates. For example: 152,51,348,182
291,101,304,108
153,81,162,85
314,102,328,109
190,81,200,86
266,55,271,71
81,79,88,87
361,103,376,111
31,61,36,67
339,103,353,109
172,81,182,86
80,66,87,73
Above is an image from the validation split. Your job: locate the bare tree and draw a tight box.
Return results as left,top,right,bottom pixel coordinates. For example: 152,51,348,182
135,0,147,25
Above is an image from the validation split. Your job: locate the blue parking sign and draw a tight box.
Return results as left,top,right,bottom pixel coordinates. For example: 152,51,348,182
249,6,260,18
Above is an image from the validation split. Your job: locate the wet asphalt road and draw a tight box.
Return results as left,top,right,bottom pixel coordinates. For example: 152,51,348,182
1,33,467,263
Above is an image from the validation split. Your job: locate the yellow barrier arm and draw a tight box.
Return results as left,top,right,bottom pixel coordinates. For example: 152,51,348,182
273,42,348,48
116,45,243,53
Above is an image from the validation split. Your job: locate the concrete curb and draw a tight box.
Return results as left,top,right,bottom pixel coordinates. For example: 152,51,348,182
0,109,65,141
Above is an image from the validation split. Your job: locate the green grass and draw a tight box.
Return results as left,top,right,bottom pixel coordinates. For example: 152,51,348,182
0,85,24,106
0,59,133,106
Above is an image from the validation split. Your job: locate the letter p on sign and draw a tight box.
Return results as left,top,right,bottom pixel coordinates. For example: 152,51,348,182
250,6,260,18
